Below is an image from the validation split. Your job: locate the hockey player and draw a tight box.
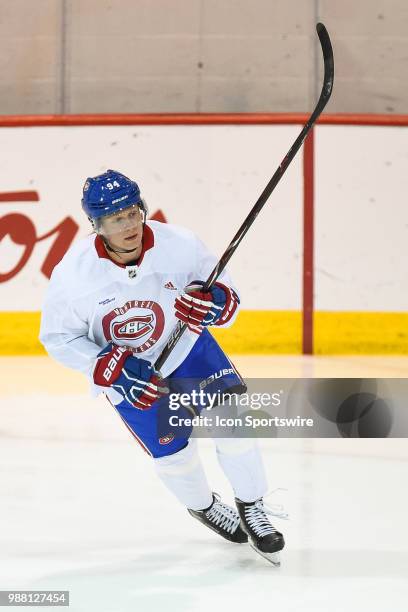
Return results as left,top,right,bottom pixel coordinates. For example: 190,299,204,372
39,170,284,565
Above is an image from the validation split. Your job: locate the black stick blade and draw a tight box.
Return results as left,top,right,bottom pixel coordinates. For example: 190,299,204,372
316,22,334,101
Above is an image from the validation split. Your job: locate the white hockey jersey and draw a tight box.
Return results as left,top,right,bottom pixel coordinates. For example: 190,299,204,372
39,221,239,403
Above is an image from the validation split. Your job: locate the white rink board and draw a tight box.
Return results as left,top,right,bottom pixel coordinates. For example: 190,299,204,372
315,125,408,311
0,125,302,311
1,123,408,313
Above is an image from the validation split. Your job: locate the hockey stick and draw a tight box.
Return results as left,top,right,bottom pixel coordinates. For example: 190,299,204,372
155,22,334,372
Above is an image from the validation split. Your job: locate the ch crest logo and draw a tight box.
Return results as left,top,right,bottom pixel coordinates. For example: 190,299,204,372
112,314,153,340
102,300,165,353
159,433,175,445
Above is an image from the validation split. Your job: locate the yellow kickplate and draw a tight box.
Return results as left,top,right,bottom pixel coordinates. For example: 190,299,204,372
0,310,407,355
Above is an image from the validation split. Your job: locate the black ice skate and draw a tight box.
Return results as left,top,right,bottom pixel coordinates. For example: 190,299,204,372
188,493,248,543
235,497,285,566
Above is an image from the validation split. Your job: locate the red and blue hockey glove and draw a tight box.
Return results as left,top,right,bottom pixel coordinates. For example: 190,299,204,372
93,343,168,410
174,281,239,334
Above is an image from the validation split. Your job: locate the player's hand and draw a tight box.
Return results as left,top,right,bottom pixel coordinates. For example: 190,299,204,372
93,343,168,410
174,281,239,334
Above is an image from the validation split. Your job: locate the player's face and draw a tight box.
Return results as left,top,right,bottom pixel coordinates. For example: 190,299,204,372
100,205,144,250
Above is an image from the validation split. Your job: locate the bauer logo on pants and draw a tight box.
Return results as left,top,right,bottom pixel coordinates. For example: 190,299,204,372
102,300,165,353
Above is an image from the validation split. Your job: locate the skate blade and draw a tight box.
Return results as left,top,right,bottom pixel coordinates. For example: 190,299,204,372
249,543,281,567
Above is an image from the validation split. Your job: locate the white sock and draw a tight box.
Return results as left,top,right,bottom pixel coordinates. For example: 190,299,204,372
153,439,213,511
214,437,268,502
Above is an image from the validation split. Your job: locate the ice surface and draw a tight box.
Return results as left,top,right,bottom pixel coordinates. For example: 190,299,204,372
1,356,407,612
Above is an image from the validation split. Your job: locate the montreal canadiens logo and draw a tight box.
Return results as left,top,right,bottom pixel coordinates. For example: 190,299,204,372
102,300,164,353
112,314,153,340
159,434,175,445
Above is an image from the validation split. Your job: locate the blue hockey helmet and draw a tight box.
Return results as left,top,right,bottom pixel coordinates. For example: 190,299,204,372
81,170,145,222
